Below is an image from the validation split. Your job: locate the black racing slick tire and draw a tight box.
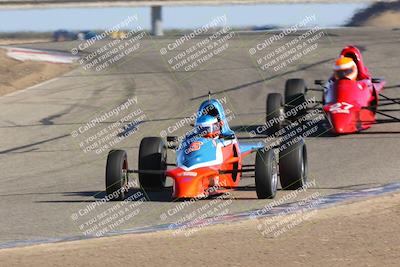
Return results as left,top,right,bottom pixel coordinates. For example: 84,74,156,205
255,149,278,199
105,150,129,201
279,139,308,190
266,93,283,135
138,137,167,191
284,79,307,118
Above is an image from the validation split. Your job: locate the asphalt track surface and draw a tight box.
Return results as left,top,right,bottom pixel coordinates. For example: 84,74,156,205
0,27,399,244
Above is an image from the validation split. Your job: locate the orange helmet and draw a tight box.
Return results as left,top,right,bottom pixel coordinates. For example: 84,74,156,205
334,56,358,81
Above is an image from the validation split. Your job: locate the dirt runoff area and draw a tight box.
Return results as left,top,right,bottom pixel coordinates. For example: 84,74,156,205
0,48,74,96
0,192,399,267
360,11,400,27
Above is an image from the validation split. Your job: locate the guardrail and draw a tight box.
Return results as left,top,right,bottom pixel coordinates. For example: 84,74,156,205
0,0,393,36
0,0,392,8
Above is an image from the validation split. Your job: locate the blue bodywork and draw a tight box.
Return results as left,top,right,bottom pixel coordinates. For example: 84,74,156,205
177,136,220,169
176,98,265,170
238,141,265,154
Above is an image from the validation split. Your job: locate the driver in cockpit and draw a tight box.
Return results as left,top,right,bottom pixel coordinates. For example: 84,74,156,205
195,115,222,139
333,56,358,81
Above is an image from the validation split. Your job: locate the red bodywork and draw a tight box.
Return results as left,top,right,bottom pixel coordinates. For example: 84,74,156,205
165,140,254,199
323,46,386,134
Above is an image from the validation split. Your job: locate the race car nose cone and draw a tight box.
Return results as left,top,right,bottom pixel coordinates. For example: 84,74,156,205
173,176,204,199
329,113,357,134
336,127,349,134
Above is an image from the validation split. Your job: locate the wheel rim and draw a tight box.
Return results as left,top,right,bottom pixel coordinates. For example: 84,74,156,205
301,156,305,183
271,156,278,191
300,146,307,185
122,158,128,189
279,107,284,118
276,107,284,132
161,149,167,170
160,149,167,186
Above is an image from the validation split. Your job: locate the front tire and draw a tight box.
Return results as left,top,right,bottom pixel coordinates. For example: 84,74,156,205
255,149,278,199
284,79,307,119
279,139,308,190
105,150,129,201
266,93,284,135
138,137,167,191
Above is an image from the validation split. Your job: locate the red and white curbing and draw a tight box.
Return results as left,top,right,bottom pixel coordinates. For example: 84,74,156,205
3,46,79,64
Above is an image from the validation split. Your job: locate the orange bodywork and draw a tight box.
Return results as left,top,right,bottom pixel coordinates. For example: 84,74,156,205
166,142,243,199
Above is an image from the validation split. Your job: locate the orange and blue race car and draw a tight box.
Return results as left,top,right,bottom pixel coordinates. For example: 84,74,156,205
105,97,308,201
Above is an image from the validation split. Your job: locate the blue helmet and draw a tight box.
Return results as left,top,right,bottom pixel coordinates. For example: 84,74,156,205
195,115,221,138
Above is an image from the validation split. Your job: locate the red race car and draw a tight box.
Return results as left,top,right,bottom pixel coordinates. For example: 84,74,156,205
265,46,399,135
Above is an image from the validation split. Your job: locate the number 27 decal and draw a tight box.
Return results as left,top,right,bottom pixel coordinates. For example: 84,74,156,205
329,102,354,114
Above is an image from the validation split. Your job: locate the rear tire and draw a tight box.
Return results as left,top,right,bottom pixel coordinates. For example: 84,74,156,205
266,93,283,135
105,150,129,201
279,139,308,190
255,149,278,199
284,79,307,118
138,137,167,191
